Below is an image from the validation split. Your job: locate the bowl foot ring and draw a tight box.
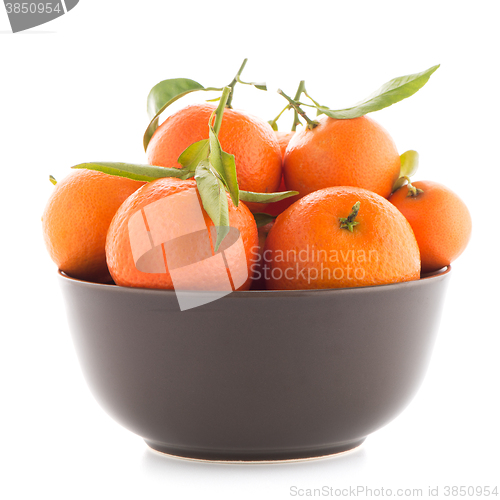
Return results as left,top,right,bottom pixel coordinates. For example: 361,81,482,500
144,438,365,463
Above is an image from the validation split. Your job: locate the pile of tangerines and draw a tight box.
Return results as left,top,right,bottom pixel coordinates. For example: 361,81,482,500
42,62,472,292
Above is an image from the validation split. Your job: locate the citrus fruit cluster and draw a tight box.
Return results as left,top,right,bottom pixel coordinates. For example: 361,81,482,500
42,61,471,291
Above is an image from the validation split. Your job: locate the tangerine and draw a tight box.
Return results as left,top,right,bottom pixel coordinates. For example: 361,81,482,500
389,180,472,273
283,115,400,200
106,177,258,290
264,186,420,290
42,169,145,283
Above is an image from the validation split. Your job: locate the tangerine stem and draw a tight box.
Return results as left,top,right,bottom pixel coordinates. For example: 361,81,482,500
213,87,232,136
339,201,361,232
278,88,318,129
405,177,424,197
292,80,307,131
49,175,57,185
269,104,290,130
303,90,322,108
226,58,248,108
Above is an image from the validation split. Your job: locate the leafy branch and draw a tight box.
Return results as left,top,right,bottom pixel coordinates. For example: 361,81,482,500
274,65,440,130
143,59,267,150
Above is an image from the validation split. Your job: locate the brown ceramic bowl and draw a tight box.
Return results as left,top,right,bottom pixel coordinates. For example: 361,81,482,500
58,267,451,462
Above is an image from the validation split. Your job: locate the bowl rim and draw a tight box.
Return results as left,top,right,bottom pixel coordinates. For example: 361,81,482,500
57,266,451,298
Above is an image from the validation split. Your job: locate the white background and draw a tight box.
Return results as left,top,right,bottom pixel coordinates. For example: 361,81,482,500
1,1,499,499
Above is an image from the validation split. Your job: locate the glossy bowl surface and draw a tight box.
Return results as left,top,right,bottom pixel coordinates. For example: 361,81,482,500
59,267,451,461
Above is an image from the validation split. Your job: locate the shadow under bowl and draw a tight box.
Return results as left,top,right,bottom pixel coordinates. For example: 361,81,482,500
58,267,451,462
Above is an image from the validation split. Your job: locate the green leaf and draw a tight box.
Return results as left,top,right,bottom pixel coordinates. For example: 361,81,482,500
391,176,408,193
72,162,194,182
143,78,206,151
49,175,57,185
314,65,440,119
194,160,230,251
253,213,277,228
391,150,420,193
237,76,267,91
220,151,239,205
400,150,419,177
247,81,267,91
178,139,210,171
146,78,205,121
239,190,299,204
208,126,239,207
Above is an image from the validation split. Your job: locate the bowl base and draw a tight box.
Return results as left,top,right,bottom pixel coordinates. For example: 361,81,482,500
144,438,365,463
